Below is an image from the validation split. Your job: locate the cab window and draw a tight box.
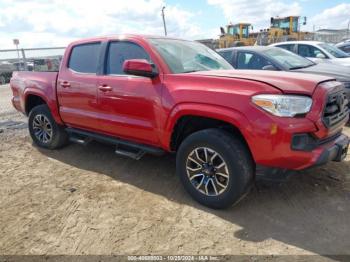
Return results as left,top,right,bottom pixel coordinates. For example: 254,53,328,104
68,42,101,73
106,41,151,75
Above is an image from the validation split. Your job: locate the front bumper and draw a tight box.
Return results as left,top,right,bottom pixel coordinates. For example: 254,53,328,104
247,81,349,170
256,133,349,181
315,133,349,165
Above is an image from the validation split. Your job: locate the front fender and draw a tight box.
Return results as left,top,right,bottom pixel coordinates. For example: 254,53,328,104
161,102,255,155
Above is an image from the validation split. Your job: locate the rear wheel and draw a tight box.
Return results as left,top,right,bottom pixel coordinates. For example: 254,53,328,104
176,128,254,209
28,104,68,149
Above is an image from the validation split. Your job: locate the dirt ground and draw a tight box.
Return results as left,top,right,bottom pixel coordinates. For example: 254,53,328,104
0,84,349,258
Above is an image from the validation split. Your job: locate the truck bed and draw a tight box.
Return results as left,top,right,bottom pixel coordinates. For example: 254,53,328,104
10,71,58,116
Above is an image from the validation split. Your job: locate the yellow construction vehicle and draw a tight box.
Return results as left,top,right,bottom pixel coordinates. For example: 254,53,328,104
219,23,256,48
269,16,308,42
255,16,309,45
218,16,310,47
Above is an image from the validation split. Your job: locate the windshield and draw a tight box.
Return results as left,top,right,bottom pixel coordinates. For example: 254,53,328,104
318,43,349,58
263,47,315,70
149,38,233,73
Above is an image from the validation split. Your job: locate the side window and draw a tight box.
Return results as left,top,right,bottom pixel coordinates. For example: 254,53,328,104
298,44,327,58
276,44,295,52
236,52,270,70
68,43,101,73
237,52,252,69
218,50,233,64
106,41,151,75
340,45,350,53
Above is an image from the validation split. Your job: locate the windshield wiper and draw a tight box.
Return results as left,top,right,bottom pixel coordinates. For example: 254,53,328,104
289,64,313,70
182,70,201,73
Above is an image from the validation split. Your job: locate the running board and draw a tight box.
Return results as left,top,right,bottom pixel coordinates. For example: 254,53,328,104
66,127,164,159
115,144,145,160
69,134,92,146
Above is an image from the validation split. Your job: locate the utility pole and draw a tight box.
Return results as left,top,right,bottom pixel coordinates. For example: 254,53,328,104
161,6,167,36
347,19,350,39
13,39,21,70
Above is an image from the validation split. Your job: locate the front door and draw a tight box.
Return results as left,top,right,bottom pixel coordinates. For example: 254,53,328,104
96,41,162,145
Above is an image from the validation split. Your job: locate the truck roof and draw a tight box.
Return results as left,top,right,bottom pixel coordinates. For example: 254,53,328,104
68,34,190,46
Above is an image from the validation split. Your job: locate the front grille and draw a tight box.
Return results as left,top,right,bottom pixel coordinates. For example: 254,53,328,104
323,89,349,128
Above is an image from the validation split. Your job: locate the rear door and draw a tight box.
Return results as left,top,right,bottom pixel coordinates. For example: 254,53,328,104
57,42,101,131
95,40,163,144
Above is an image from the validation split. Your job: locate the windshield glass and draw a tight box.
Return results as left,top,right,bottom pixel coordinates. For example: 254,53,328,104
149,38,233,73
263,47,315,70
318,43,349,58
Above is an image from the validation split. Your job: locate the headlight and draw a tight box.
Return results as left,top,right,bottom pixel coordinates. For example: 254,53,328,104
252,94,312,117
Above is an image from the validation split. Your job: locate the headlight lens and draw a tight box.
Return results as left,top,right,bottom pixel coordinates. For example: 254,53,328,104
252,94,312,117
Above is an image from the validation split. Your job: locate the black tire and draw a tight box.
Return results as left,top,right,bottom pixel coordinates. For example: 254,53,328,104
28,104,68,149
176,128,254,209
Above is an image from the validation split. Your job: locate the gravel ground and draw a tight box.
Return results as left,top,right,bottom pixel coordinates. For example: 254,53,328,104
0,84,349,258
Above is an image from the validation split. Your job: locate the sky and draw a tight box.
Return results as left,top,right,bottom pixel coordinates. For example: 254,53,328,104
0,0,349,49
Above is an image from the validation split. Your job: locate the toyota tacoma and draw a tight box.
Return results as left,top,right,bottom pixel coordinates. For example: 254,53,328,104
10,35,350,208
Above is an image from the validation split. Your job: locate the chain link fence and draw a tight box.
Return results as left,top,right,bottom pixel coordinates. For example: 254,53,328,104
313,31,350,44
0,47,65,85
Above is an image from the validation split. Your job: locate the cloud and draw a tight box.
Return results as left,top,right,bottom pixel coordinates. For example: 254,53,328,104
308,3,350,30
0,0,202,49
1,0,350,50
207,0,301,30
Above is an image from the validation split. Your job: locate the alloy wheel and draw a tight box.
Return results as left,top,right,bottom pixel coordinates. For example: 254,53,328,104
186,147,229,196
32,114,53,143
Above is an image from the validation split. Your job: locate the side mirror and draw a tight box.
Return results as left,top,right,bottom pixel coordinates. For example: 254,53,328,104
262,64,277,70
316,53,326,59
123,59,158,78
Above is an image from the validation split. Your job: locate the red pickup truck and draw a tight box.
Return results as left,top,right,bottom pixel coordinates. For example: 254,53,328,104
10,35,349,208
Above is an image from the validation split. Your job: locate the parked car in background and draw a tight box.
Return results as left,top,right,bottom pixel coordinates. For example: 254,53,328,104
270,41,350,67
216,46,350,101
336,41,350,55
0,61,15,85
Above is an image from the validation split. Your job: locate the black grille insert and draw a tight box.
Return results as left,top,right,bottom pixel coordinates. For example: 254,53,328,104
323,90,349,128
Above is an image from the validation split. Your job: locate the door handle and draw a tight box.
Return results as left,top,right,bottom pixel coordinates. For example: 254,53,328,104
98,85,112,92
60,81,71,88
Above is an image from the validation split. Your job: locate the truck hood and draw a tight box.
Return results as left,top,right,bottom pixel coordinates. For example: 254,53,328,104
190,70,334,95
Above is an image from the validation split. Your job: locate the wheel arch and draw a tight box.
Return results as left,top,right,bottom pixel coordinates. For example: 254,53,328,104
24,89,63,125
25,93,48,115
164,103,255,160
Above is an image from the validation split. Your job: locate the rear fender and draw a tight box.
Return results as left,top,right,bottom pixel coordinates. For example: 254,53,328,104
24,89,63,125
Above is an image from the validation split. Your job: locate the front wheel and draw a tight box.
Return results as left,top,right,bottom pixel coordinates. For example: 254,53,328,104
176,128,254,209
28,104,68,149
